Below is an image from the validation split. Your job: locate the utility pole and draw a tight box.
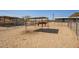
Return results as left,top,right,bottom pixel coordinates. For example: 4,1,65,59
52,12,55,25
53,13,55,20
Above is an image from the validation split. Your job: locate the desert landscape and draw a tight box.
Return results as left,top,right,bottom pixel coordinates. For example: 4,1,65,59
0,22,78,48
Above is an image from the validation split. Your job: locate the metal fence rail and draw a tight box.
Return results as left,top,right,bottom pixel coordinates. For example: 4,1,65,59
68,21,79,40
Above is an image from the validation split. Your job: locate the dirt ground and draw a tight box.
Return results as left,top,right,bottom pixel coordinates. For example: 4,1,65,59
0,22,78,48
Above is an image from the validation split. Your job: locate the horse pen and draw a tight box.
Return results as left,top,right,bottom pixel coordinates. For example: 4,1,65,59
0,16,78,48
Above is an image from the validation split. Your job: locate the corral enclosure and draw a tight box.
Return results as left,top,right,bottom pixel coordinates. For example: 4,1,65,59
0,22,77,48
0,16,78,48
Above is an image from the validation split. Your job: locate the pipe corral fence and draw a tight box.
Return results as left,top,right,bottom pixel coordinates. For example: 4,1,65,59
68,18,79,40
55,17,79,40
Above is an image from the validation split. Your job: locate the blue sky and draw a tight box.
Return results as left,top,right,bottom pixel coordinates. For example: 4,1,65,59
0,10,79,19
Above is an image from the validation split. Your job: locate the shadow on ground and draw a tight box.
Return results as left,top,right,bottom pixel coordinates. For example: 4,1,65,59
34,28,59,34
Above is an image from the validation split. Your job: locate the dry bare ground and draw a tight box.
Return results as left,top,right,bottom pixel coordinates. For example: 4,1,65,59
0,22,78,48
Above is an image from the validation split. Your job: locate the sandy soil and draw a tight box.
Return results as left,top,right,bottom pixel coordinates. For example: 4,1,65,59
0,22,78,48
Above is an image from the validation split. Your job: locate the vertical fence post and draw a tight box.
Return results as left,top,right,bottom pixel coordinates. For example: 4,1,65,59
76,17,78,40
67,18,69,27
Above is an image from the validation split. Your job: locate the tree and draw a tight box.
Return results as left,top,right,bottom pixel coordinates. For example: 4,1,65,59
70,12,79,17
23,16,31,31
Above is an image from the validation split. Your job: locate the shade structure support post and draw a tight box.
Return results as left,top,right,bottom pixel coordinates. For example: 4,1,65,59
25,19,27,31
68,18,70,28
23,18,27,32
3,17,5,26
47,18,49,28
15,19,17,26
